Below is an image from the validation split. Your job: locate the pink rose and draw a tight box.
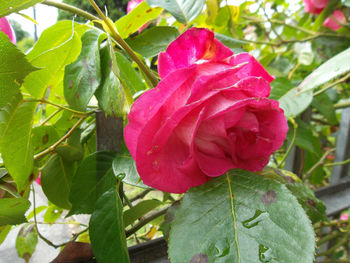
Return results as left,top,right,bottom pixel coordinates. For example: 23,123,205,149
0,17,16,44
323,10,346,31
124,28,288,193
303,0,328,14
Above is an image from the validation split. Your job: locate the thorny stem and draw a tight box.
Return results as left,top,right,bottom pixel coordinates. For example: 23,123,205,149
34,117,86,160
278,118,297,168
23,98,89,116
42,0,99,21
32,185,88,248
88,0,159,88
125,207,169,237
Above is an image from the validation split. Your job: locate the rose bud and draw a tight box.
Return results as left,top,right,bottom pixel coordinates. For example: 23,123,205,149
0,17,16,44
303,0,328,14
125,28,288,193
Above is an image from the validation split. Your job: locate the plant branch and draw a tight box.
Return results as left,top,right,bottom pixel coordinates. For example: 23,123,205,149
325,158,350,167
34,117,86,160
334,100,350,109
125,207,169,237
88,0,159,88
130,189,152,203
304,148,335,180
42,0,99,21
314,73,350,96
39,108,62,126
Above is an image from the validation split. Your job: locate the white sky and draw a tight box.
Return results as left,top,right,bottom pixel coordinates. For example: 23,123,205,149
8,1,61,38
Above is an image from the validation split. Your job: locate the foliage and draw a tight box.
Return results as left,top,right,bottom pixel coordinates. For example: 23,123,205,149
0,0,350,262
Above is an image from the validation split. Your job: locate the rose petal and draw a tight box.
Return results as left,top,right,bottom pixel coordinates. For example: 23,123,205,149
158,28,233,79
0,17,16,44
303,0,328,14
323,10,346,31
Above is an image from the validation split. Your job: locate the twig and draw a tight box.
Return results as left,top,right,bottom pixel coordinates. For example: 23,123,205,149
39,109,62,126
314,73,350,97
125,207,169,237
42,0,99,21
304,148,335,180
34,116,86,160
129,189,152,203
88,0,159,88
325,158,350,167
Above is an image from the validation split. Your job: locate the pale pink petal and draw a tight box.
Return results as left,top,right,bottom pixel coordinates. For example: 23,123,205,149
303,0,328,14
158,28,233,79
323,10,346,31
0,17,16,44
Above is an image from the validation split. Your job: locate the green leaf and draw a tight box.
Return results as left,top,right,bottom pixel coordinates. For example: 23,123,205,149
125,26,180,58
112,155,149,189
41,155,76,209
260,168,327,223
169,170,315,263
115,1,162,38
64,30,105,112
206,0,219,23
214,33,247,53
24,21,86,98
123,199,162,227
90,188,130,263
94,45,123,116
146,0,205,24
159,200,181,241
0,198,30,226
312,0,337,30
43,204,63,224
0,225,12,245
31,126,60,153
269,77,294,100
278,89,313,118
16,223,38,262
0,0,42,16
0,32,37,109
312,93,338,125
69,151,117,215
55,129,84,162
0,93,36,191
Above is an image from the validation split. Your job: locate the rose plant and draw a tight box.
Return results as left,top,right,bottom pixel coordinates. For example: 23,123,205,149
0,0,350,262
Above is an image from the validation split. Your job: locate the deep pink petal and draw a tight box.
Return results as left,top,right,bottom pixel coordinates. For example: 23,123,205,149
323,10,346,31
229,53,274,83
0,17,16,44
158,28,233,79
303,0,328,14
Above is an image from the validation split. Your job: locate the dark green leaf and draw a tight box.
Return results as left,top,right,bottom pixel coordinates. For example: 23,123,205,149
24,21,87,99
126,26,180,58
159,200,180,241
56,129,84,162
69,151,117,215
0,0,42,16
0,198,30,226
169,170,315,263
146,0,205,24
112,155,149,189
115,1,162,38
41,155,76,209
90,188,130,263
16,223,38,261
214,33,247,53
123,199,162,227
64,30,105,111
312,93,338,125
0,93,36,191
0,32,37,109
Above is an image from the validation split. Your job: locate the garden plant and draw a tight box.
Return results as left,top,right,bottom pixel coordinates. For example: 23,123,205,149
1,0,350,262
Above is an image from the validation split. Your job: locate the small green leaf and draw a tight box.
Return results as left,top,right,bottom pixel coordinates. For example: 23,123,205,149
115,1,162,38
0,32,37,109
0,93,36,191
123,199,162,227
90,188,130,263
126,26,180,58
64,30,105,111
206,0,219,23
0,198,30,226
31,126,60,153
269,77,294,100
44,204,63,224
214,33,246,53
16,223,38,262
169,170,315,263
0,225,12,245
0,0,42,16
55,129,84,162
69,151,117,215
146,0,205,24
112,155,149,189
41,155,76,209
